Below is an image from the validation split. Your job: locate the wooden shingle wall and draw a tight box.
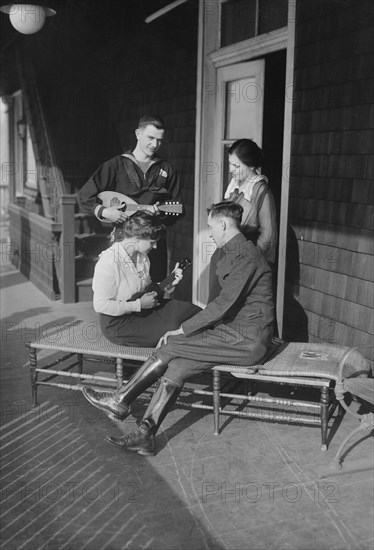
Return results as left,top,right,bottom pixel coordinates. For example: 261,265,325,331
284,0,374,358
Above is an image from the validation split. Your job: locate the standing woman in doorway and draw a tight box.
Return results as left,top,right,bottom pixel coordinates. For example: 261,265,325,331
225,139,277,266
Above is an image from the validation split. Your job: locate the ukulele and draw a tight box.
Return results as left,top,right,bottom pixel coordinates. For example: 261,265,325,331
132,258,192,300
98,191,183,224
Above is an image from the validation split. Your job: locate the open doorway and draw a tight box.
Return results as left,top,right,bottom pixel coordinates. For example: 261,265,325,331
262,50,286,227
195,48,287,308
262,49,287,298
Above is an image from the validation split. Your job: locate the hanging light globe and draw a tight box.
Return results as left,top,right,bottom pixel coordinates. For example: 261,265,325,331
0,3,56,35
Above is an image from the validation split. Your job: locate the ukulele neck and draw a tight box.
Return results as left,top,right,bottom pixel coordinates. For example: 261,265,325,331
157,273,175,292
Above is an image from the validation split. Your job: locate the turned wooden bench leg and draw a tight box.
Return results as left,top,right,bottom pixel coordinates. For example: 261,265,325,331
320,386,330,451
77,353,83,376
213,369,221,435
115,358,123,390
29,347,38,407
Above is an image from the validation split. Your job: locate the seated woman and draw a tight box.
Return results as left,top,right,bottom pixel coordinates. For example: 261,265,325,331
93,211,200,348
225,139,277,265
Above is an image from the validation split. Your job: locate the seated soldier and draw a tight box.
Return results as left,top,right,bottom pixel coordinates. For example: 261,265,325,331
82,202,275,456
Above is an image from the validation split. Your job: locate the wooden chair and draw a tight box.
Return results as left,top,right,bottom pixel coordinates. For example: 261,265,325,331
318,347,374,476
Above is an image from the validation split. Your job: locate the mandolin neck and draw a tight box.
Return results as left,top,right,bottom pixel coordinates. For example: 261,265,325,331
125,204,153,212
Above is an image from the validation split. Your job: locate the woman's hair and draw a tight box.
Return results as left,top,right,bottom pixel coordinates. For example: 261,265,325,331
208,201,243,229
228,139,264,169
111,211,166,243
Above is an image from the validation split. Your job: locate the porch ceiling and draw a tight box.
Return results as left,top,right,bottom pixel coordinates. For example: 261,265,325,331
0,0,195,96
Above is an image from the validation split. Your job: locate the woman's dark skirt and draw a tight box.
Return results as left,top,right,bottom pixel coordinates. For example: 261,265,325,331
100,299,201,347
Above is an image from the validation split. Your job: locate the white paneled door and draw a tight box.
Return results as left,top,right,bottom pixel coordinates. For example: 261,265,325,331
194,59,265,306
215,60,265,197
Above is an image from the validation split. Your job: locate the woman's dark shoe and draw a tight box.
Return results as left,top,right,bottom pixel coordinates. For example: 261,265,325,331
106,420,155,456
82,387,130,421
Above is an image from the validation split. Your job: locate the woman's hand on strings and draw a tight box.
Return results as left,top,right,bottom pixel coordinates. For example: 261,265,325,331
165,263,183,293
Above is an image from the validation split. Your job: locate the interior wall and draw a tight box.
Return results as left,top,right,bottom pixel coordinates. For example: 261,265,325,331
262,49,286,223
262,49,286,300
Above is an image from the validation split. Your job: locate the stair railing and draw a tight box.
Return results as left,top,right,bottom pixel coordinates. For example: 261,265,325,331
17,44,77,302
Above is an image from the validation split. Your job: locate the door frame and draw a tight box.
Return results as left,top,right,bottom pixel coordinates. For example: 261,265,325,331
193,0,296,338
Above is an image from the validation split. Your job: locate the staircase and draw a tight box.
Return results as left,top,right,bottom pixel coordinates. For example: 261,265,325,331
74,213,112,302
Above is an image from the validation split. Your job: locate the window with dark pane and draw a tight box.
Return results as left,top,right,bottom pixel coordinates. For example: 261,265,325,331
221,0,257,48
220,0,288,48
258,0,288,34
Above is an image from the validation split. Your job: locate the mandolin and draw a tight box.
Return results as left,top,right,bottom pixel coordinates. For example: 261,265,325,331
98,191,183,224
132,258,192,300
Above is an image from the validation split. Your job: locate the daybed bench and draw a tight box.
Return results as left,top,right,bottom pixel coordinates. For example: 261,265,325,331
26,320,371,451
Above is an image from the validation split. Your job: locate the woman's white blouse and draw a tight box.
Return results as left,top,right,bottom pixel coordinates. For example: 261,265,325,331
92,242,152,316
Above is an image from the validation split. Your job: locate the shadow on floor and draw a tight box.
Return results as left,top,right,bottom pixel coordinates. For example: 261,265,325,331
0,270,27,289
0,396,227,550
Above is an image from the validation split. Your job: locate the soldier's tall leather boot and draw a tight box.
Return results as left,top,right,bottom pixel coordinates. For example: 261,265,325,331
82,355,168,421
106,377,182,455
